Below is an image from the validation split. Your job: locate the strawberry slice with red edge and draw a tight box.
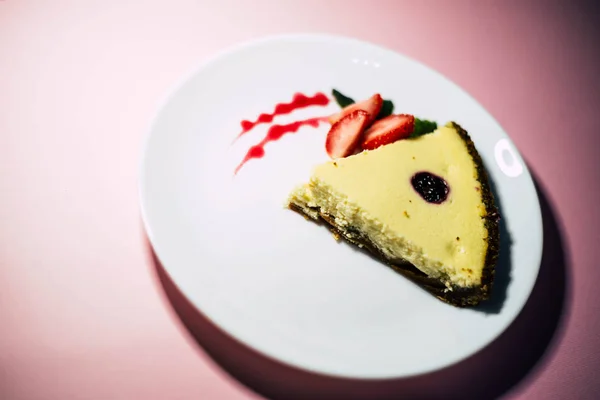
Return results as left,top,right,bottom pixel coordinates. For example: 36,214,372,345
325,110,370,159
328,94,383,125
360,114,415,150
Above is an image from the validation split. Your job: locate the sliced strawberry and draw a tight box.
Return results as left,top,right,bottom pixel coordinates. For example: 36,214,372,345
328,94,383,125
325,110,370,158
360,114,415,150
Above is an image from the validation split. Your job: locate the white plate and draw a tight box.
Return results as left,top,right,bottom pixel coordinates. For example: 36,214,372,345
139,34,543,379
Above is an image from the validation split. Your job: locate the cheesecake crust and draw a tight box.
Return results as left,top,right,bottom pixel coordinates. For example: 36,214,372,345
449,122,500,305
288,122,500,307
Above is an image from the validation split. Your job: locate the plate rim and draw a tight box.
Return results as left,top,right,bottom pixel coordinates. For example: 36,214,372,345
138,32,544,379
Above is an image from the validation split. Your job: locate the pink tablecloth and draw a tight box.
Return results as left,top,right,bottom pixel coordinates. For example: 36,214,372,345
1,1,599,399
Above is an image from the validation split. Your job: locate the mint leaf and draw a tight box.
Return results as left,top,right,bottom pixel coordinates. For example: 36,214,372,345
377,100,394,119
331,89,355,108
411,118,438,138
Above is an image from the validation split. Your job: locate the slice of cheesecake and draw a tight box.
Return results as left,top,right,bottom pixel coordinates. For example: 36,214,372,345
287,122,500,307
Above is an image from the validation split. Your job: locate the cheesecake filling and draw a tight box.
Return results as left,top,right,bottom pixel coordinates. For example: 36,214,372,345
288,179,480,289
287,124,494,291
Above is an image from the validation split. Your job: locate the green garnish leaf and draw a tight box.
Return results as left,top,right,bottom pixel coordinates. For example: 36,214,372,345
377,100,394,120
331,89,355,108
411,118,438,138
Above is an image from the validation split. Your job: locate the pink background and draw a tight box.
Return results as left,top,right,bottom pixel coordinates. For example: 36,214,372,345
1,1,599,399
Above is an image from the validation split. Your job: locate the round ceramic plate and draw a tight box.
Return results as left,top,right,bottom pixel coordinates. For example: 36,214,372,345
139,34,543,379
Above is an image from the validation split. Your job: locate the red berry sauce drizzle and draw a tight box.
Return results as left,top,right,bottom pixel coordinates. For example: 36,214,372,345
234,92,331,174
